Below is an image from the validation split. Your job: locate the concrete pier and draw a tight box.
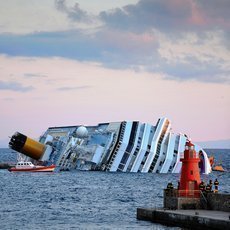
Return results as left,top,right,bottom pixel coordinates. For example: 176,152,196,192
137,208,230,230
137,141,230,229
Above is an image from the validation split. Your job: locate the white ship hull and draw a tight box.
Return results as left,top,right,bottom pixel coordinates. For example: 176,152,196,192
35,117,211,174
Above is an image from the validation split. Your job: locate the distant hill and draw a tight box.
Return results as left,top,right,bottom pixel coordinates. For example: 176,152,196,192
197,139,230,149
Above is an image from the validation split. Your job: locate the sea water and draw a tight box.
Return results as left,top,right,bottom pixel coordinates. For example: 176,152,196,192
0,149,229,230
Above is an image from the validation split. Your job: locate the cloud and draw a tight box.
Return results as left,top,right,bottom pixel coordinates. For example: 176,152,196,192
0,30,155,68
0,31,98,60
100,0,230,32
55,0,93,23
24,73,47,78
0,29,229,84
3,97,14,101
57,85,91,91
160,61,230,84
0,80,34,92
0,1,229,84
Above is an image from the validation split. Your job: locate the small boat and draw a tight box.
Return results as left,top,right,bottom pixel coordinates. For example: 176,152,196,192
208,156,214,167
212,165,225,172
8,161,55,172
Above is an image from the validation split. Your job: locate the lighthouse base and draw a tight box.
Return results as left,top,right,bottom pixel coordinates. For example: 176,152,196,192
164,189,201,210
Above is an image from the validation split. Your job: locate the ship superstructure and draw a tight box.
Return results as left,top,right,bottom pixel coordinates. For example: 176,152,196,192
11,117,210,173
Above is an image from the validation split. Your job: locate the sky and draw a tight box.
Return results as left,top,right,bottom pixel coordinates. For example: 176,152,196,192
0,0,229,148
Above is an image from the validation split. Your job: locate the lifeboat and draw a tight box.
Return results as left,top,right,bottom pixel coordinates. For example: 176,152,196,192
8,161,55,172
212,165,225,172
209,156,226,172
208,156,214,167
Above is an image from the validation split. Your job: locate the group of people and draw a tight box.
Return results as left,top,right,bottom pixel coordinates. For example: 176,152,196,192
165,182,175,196
199,179,219,194
165,179,220,196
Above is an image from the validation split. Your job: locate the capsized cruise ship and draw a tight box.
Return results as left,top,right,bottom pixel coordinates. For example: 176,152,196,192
9,118,212,174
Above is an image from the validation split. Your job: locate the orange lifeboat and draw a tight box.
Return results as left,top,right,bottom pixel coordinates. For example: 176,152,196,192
208,156,214,167
210,155,225,172
212,165,225,172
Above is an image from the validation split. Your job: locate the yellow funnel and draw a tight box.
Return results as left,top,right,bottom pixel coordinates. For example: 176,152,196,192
9,132,45,160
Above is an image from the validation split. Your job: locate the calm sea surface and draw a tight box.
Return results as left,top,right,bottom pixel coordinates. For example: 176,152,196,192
0,149,229,230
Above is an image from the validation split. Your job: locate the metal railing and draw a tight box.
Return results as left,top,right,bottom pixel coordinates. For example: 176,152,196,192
164,189,201,198
200,190,208,209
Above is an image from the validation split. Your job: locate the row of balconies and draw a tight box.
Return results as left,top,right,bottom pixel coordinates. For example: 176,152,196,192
106,122,127,170
148,123,169,172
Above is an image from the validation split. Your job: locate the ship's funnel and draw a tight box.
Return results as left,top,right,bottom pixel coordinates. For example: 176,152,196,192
9,132,46,160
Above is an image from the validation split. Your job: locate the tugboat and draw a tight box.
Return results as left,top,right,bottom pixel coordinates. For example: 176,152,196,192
8,161,55,172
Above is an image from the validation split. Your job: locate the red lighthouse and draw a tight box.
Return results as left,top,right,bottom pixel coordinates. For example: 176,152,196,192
179,140,201,197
